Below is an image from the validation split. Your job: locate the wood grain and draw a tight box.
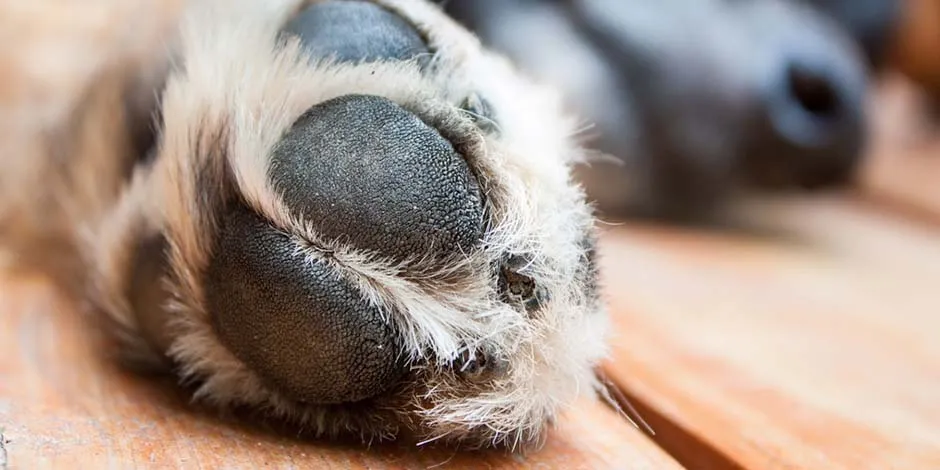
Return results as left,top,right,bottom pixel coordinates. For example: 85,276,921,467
889,0,940,96
0,274,681,470
598,195,940,470
859,74,940,221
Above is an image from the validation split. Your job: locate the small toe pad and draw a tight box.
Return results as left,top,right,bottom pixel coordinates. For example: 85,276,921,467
282,1,429,64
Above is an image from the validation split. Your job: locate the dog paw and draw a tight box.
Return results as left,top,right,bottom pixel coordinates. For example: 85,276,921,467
88,0,607,451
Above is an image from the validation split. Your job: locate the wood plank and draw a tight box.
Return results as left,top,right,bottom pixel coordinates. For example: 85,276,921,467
859,74,940,221
0,275,682,470
888,0,940,97
599,195,940,470
859,0,940,218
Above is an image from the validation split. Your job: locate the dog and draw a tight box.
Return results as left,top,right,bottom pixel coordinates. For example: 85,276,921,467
443,0,901,221
0,0,611,452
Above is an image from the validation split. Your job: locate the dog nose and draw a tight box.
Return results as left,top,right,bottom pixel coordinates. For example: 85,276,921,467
746,37,867,190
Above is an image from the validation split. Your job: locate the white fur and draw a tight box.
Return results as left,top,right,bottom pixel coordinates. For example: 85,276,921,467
87,0,610,451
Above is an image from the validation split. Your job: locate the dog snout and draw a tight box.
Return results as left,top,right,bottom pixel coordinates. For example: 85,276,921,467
742,8,868,191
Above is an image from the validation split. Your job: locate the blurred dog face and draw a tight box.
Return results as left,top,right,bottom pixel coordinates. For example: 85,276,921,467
80,0,608,451
444,0,895,221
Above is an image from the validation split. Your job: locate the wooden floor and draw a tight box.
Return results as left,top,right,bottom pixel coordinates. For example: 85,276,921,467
3,75,940,470
2,5,940,466
0,273,679,469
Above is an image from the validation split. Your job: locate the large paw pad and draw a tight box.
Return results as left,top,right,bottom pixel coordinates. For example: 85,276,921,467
269,94,485,260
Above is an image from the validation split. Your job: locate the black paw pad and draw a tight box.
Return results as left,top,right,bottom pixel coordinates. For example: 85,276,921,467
282,1,429,64
498,255,550,315
205,205,407,405
270,94,485,262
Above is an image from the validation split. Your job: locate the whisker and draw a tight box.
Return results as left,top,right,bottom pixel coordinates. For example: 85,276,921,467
595,369,655,436
416,429,454,447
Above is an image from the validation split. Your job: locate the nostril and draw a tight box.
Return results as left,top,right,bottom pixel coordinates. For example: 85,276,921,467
747,53,867,190
765,58,861,151
787,63,841,120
